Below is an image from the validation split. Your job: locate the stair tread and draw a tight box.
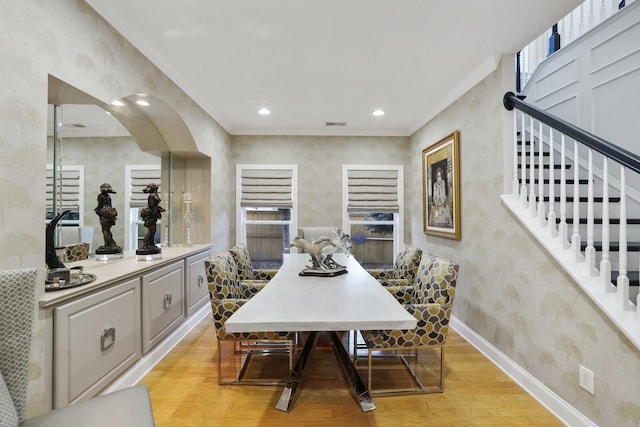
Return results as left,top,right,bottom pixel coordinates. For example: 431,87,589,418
582,242,640,251
611,271,640,286
543,196,621,203
554,218,640,225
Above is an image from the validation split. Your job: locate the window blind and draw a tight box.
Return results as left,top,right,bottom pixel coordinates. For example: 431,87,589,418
129,168,161,208
347,169,399,213
45,168,81,211
240,168,293,208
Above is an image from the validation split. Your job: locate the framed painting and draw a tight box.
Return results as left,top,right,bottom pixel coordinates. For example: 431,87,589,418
422,131,460,240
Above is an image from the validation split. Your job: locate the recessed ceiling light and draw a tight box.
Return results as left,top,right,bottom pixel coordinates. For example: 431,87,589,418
136,99,150,106
372,109,385,116
111,100,124,106
258,108,271,115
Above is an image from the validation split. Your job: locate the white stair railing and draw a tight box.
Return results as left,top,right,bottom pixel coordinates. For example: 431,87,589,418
502,92,640,352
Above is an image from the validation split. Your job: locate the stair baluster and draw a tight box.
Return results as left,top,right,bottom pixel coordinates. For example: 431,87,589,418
559,134,569,248
600,158,612,291
537,121,546,226
548,128,558,238
585,149,597,275
617,167,631,310
571,140,582,261
520,112,527,206
529,116,537,217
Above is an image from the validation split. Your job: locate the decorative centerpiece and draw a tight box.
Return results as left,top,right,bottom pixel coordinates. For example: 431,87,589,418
94,183,123,256
290,231,352,277
137,182,165,256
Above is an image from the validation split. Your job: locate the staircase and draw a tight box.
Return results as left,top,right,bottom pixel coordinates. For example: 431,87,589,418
502,92,640,352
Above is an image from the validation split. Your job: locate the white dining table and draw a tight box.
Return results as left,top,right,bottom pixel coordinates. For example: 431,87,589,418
225,253,417,412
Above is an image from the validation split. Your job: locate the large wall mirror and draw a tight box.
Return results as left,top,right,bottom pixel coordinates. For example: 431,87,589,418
47,75,198,256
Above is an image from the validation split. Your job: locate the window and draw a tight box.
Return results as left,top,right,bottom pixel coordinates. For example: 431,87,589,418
342,165,403,269
124,165,162,251
46,165,84,227
236,165,298,268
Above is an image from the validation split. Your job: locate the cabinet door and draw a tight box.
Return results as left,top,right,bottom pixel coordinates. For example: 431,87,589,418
185,250,210,316
54,277,141,407
142,261,184,354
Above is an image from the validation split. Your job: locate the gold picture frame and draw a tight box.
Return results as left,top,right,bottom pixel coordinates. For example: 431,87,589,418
422,131,460,240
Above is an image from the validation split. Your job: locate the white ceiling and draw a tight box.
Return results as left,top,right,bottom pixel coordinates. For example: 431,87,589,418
84,0,582,137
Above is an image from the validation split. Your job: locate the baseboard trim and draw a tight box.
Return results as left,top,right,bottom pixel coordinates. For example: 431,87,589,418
450,316,597,427
102,303,211,394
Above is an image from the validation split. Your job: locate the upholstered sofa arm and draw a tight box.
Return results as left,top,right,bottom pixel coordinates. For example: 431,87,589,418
211,298,248,339
377,278,413,287
254,269,278,281
361,303,452,349
367,268,394,280
383,285,414,304
238,281,266,298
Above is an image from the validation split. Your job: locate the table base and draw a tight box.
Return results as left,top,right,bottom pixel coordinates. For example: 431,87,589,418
276,331,376,412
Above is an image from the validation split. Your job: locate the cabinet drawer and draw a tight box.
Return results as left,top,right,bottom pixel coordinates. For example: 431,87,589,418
54,277,141,407
185,251,210,316
142,261,184,354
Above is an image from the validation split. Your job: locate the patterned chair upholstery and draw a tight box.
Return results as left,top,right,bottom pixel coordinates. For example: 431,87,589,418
206,251,295,385
359,253,459,396
229,243,278,283
64,242,90,262
0,268,154,427
367,245,423,287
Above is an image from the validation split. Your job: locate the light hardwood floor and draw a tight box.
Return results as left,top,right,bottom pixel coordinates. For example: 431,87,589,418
141,316,563,426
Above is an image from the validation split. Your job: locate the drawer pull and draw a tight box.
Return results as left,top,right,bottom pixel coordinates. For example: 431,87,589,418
164,292,173,309
100,326,116,351
197,274,204,287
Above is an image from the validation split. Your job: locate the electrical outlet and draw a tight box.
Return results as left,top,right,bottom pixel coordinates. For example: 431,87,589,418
579,365,594,394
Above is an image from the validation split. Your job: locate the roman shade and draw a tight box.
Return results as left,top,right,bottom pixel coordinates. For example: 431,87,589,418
346,169,399,213
46,167,81,212
240,168,293,208
129,168,161,208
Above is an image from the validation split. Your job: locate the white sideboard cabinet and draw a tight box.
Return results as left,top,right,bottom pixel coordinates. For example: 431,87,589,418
40,244,212,410
53,277,141,407
141,261,184,354
185,250,210,316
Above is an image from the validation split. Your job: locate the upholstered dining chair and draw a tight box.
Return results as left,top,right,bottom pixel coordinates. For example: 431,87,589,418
367,245,423,286
358,253,459,396
228,243,278,283
63,242,90,262
206,251,296,385
0,268,155,427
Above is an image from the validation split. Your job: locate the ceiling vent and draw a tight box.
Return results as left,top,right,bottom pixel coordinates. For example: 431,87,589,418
324,121,347,127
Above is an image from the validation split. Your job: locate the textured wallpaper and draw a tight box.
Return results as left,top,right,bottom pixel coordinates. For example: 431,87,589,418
230,135,411,243
409,57,640,427
1,0,230,416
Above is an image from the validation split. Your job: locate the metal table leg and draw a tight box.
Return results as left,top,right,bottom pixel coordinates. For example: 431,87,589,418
275,331,319,412
329,331,376,412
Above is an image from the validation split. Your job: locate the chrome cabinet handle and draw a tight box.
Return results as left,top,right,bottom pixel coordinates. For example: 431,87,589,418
164,292,173,309
100,326,116,351
197,274,204,287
